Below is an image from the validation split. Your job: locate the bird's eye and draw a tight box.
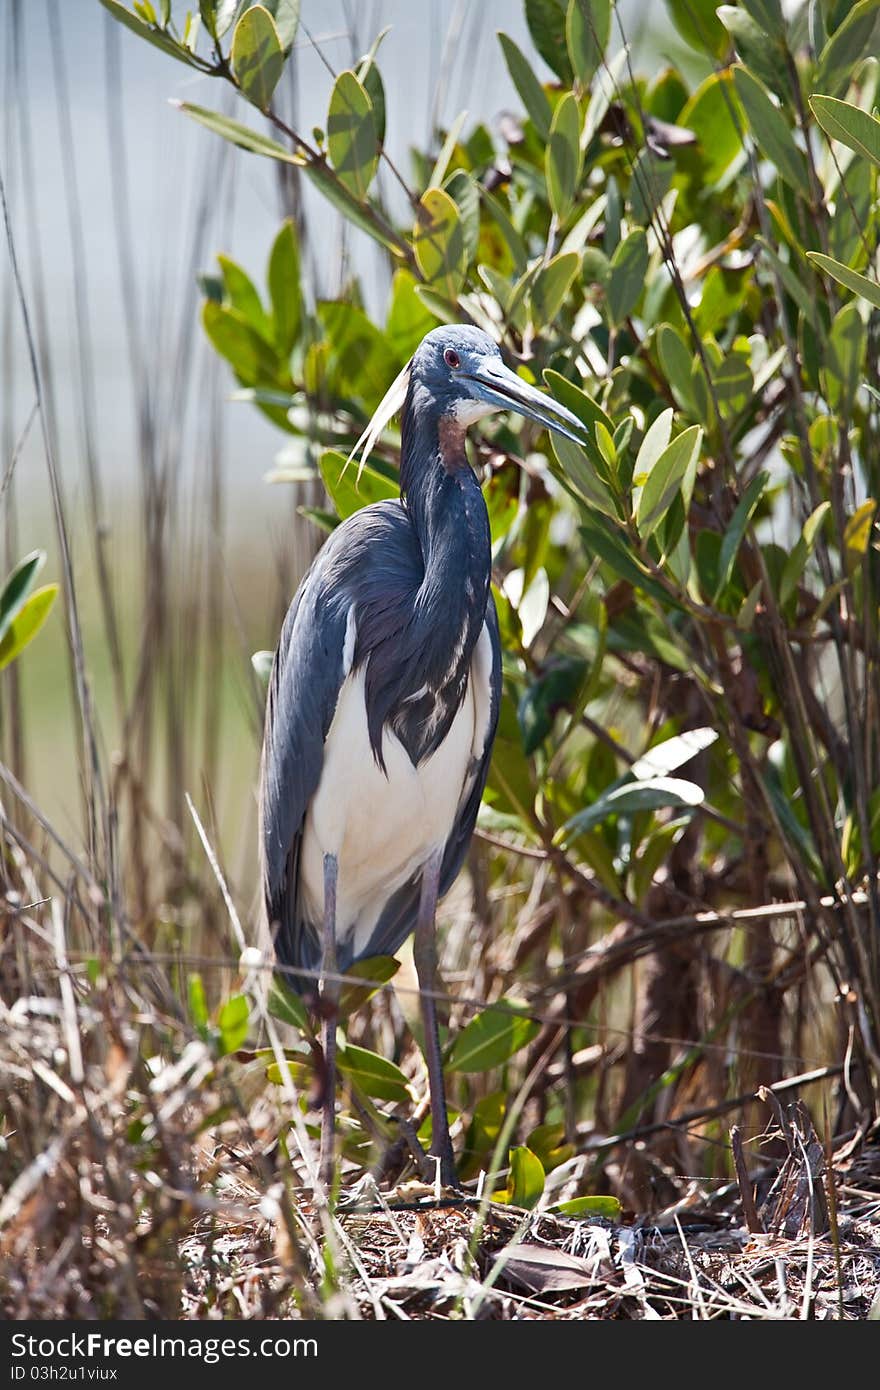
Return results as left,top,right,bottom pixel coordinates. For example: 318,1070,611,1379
444,348,461,369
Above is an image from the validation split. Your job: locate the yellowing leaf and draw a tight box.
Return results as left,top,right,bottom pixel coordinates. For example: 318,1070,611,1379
0,584,58,671
844,499,877,557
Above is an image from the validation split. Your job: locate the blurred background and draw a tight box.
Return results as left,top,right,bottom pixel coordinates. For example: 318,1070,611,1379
1,0,659,852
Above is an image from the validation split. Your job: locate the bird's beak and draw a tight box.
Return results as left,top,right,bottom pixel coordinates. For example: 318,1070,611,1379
463,359,586,445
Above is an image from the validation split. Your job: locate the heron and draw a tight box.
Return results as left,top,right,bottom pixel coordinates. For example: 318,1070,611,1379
259,324,584,1188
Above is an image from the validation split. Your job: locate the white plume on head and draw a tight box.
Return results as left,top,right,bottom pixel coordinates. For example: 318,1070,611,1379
346,359,412,482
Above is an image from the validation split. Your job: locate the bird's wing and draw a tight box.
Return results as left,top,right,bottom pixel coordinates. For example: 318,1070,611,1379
359,594,502,965
259,554,351,987
260,500,421,987
438,593,503,894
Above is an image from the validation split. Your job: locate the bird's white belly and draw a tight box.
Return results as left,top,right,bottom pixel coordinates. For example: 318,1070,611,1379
300,627,491,960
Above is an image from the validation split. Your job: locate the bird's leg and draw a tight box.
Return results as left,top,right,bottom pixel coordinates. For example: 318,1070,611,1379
413,846,458,1189
319,851,339,1190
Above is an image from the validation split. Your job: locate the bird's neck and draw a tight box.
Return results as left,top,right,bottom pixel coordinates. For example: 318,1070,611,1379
360,392,492,768
397,393,490,701
400,397,492,645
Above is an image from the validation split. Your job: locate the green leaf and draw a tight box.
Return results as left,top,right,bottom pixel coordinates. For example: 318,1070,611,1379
628,147,675,226
545,92,582,219
579,515,678,608
0,549,45,645
337,1044,411,1103
551,434,618,519
386,269,439,359
542,369,614,437
462,1091,507,1175
635,425,702,538
525,0,573,82
825,301,866,411
444,170,479,263
678,71,745,185
445,1004,540,1073
816,0,880,100
98,0,200,66
481,188,528,274
630,728,718,781
806,251,880,310
758,238,820,327
218,993,249,1054
188,973,209,1030
232,4,284,112
531,251,580,328
565,0,610,88
494,1146,545,1210
413,188,468,299
264,1054,311,1087
632,408,673,491
716,6,789,96
0,585,58,671
202,300,283,384
261,0,299,50
562,776,706,839
267,219,301,355
606,228,648,327
527,1124,575,1174
733,66,810,197
498,33,552,140
664,0,730,58
203,0,238,40
175,100,297,162
337,956,400,1018
656,324,697,414
714,469,770,600
327,70,379,199
739,0,785,36
267,975,310,1031
779,501,830,604
810,95,880,169
317,300,400,406
356,31,389,141
713,351,754,419
694,266,749,335
217,254,269,335
319,449,398,520
518,657,588,754
553,1194,622,1219
737,578,764,631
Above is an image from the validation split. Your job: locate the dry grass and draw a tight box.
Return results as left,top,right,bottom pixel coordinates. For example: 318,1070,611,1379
3,884,879,1321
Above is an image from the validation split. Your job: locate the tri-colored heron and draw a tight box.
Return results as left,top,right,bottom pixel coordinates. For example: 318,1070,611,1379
259,325,583,1187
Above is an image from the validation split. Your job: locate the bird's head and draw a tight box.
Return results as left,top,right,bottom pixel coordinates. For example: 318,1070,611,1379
349,325,586,480
410,325,585,443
